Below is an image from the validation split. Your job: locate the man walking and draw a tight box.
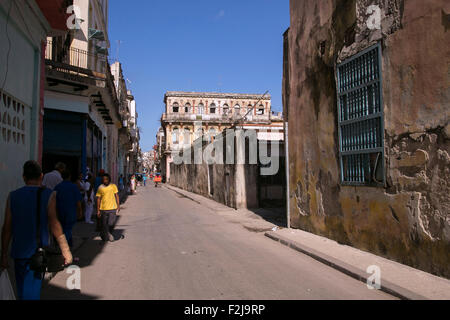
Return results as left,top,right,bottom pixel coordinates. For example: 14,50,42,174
42,162,66,190
143,173,147,187
54,170,82,247
1,161,73,300
84,174,95,224
96,174,120,242
93,169,105,232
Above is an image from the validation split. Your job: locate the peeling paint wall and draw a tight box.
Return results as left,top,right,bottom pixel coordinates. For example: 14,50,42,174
284,0,450,277
169,132,259,210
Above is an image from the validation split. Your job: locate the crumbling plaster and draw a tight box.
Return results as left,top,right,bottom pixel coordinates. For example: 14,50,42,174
286,0,450,277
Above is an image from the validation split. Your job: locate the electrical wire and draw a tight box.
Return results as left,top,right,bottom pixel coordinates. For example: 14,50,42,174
233,90,270,126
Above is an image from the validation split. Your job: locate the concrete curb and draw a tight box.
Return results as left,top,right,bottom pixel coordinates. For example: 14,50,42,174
164,185,202,205
165,185,278,233
164,184,232,212
264,231,427,300
242,225,276,233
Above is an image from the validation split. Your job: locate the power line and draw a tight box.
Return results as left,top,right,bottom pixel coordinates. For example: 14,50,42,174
233,90,270,126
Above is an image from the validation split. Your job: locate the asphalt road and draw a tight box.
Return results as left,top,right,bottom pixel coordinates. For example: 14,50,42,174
41,185,396,300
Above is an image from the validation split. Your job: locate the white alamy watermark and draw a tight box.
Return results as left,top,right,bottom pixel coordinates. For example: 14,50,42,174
66,265,81,290
366,265,381,290
66,5,83,30
172,127,281,176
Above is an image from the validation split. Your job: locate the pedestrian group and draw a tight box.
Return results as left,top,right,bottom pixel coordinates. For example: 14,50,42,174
1,161,122,300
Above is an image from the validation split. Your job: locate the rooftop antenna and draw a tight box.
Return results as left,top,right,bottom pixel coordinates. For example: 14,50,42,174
116,40,122,62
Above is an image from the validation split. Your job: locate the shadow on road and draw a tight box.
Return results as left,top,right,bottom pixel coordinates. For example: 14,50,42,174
72,239,107,268
248,207,287,228
41,214,126,300
42,283,100,300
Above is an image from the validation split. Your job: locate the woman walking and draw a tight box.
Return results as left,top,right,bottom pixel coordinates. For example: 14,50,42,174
130,175,136,195
75,173,87,221
84,174,95,224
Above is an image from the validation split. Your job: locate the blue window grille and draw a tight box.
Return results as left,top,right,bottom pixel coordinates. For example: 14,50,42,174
336,43,385,186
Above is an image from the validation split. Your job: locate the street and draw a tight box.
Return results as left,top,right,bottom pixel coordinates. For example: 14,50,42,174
42,186,395,300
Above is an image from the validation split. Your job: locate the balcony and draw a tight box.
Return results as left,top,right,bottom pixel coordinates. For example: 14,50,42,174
45,40,107,88
161,112,270,124
270,112,284,121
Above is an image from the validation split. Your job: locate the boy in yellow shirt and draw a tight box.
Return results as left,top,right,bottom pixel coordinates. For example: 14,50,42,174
96,174,121,242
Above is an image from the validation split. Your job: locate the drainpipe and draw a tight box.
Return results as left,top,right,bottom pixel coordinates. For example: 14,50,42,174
81,118,87,178
284,121,290,229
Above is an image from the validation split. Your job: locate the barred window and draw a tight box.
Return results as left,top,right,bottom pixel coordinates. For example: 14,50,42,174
336,43,385,186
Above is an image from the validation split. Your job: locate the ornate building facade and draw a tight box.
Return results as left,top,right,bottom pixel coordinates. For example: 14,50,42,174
161,91,283,181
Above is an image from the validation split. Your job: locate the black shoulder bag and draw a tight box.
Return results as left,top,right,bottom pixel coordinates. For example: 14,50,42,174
29,188,65,273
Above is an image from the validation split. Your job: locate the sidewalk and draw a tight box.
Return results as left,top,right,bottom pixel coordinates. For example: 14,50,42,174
164,184,279,233
265,228,450,300
166,183,450,300
44,221,97,282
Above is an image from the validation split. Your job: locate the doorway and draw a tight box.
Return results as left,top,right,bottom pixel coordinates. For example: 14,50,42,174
42,153,80,182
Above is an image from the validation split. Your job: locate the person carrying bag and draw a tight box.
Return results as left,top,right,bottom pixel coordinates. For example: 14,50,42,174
29,188,67,274
1,161,73,300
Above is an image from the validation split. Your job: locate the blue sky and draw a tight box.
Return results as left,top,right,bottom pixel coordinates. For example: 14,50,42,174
108,0,290,151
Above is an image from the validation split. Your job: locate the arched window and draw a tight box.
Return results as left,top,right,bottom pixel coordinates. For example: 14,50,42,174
172,127,179,144
209,103,217,114
196,128,205,139
208,128,217,142
184,103,191,113
234,104,240,115
183,127,191,144
257,104,265,115
222,104,230,116
172,103,179,113
197,103,204,115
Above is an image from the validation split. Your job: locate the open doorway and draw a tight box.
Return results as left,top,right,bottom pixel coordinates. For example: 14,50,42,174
42,153,80,182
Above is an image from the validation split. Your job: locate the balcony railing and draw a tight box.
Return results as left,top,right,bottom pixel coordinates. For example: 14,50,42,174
161,113,270,123
45,40,107,76
270,112,284,121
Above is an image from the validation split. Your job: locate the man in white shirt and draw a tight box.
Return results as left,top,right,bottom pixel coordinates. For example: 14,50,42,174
42,162,66,190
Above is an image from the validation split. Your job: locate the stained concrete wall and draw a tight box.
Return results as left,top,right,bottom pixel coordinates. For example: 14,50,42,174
284,0,450,277
169,131,259,210
0,0,50,231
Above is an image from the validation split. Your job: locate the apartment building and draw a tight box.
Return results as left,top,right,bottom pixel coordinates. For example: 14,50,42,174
161,91,283,181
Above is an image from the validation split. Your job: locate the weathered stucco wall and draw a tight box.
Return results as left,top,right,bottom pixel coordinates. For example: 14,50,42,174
0,1,49,231
169,133,259,210
285,0,450,277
